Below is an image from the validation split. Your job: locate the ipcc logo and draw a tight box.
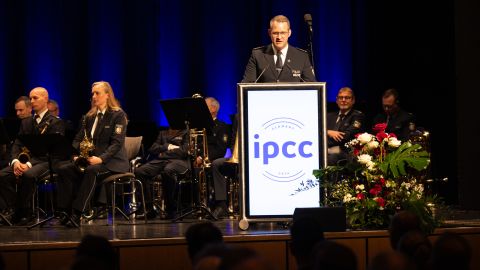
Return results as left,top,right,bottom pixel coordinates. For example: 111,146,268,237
251,117,314,182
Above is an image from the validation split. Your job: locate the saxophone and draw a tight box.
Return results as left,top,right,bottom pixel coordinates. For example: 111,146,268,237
75,115,95,172
17,118,51,163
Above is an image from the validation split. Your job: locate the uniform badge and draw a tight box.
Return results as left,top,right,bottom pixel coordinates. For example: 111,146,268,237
353,120,361,128
115,124,123,134
223,134,228,143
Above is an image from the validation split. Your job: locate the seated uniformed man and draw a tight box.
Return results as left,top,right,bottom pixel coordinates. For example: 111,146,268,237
372,88,415,142
0,87,65,225
327,87,364,166
135,128,190,220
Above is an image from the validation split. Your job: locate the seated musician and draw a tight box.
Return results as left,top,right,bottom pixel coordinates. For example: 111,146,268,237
55,81,129,227
134,128,190,220
0,87,65,226
194,97,230,219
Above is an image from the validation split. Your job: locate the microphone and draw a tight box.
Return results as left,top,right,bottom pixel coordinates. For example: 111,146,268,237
304,14,313,33
254,63,270,83
285,63,306,82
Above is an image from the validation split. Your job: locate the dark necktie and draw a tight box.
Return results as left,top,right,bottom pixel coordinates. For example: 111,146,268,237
275,51,283,73
34,114,40,124
92,112,103,137
335,113,345,129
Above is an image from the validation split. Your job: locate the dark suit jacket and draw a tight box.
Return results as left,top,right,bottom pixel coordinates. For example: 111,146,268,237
73,109,129,172
242,45,316,83
372,109,415,142
206,119,229,161
327,110,365,149
11,111,66,165
148,129,189,161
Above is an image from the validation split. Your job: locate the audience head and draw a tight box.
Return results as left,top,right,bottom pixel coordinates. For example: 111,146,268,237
15,96,32,119
290,216,325,268
268,15,291,51
185,221,224,261
0,251,4,270
47,99,59,116
218,246,273,270
431,232,472,270
369,251,412,270
336,87,355,113
192,243,229,270
382,88,400,114
205,97,220,119
397,230,431,270
388,210,421,249
72,234,116,270
312,240,357,270
29,87,49,114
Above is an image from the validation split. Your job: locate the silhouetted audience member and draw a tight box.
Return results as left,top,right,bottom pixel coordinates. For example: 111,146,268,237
192,243,230,270
0,251,4,270
431,232,472,270
71,234,116,270
290,216,325,270
185,221,224,261
397,230,432,270
312,240,357,270
218,246,273,270
369,251,413,270
388,210,421,249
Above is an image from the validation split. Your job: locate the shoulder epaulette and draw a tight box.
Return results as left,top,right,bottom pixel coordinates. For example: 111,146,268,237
253,46,264,50
295,47,309,54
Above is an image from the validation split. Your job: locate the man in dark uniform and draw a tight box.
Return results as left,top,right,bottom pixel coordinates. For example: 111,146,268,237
327,87,364,166
55,81,129,227
134,128,190,220
372,88,415,142
0,87,65,225
195,97,230,218
242,15,316,83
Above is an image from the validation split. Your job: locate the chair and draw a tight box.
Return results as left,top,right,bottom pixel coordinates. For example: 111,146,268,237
99,136,147,225
32,171,57,222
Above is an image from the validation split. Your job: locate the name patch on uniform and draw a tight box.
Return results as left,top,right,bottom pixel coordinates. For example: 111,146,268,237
115,124,123,134
291,69,302,78
353,120,361,128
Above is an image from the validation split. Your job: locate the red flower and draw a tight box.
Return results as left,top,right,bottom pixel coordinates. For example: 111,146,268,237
373,123,387,133
379,178,386,186
369,184,382,196
356,193,365,200
375,197,386,207
376,131,389,142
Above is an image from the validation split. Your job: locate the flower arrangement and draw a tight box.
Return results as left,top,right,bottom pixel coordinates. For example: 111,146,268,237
314,123,440,231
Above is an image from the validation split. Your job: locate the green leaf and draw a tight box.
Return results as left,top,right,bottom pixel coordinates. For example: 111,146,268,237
379,143,430,178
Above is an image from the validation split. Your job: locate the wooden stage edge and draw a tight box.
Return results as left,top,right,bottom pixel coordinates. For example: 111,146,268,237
1,222,480,270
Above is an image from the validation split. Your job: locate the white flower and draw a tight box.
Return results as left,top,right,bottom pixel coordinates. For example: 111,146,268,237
366,140,380,150
356,184,365,191
366,161,376,171
343,193,356,203
357,133,373,144
388,137,402,147
357,154,372,164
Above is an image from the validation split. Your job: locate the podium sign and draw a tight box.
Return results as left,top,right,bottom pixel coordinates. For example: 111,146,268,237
238,82,327,228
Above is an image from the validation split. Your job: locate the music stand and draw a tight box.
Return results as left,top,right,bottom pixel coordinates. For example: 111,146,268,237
12,133,76,229
159,98,216,221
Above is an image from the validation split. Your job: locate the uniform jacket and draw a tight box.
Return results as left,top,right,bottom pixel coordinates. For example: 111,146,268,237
373,109,415,142
242,45,316,83
11,111,65,165
327,110,365,149
148,129,189,161
206,119,230,161
73,108,129,172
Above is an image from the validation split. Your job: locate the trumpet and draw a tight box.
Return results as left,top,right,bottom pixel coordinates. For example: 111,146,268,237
75,115,95,172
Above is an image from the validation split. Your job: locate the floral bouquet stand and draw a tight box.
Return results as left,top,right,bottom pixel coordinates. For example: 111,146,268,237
314,123,440,231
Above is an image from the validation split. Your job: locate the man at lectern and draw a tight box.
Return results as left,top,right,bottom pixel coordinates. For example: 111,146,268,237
0,87,65,226
241,14,316,83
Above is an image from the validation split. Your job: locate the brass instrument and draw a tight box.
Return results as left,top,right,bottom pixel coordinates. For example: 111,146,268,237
17,118,51,164
75,116,95,172
225,133,239,164
189,128,211,206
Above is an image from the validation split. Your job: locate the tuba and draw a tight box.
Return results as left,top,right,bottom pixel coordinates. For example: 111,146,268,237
75,115,95,172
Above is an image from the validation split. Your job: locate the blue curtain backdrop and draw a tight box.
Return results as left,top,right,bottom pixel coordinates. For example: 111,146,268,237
0,0,456,202
0,0,354,125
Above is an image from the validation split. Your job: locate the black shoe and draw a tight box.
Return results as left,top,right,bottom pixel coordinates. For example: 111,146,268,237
15,216,34,226
56,211,70,226
136,210,157,220
94,206,108,219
